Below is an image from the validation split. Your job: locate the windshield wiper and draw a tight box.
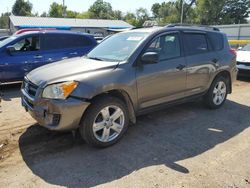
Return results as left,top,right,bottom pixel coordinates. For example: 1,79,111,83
87,56,104,61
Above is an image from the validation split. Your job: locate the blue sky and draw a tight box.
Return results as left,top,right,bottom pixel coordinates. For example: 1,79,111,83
0,0,167,15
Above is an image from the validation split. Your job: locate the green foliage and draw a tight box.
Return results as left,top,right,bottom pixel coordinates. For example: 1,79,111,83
88,0,113,19
76,12,91,19
0,12,11,29
151,0,196,25
113,10,123,20
12,0,32,16
48,2,65,18
151,0,250,25
195,0,250,24
222,0,250,24
40,12,48,17
123,8,149,27
195,0,226,24
151,3,161,18
66,10,79,18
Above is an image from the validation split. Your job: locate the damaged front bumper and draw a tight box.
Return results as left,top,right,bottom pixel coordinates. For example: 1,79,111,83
21,81,90,131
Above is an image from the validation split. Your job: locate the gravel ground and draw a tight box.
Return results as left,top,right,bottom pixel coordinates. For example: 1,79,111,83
0,79,250,188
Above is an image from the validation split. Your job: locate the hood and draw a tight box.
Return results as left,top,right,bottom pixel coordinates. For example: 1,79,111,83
236,50,250,63
27,57,119,86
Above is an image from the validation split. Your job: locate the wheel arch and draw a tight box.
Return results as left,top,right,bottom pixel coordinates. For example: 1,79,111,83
211,70,232,94
87,89,136,124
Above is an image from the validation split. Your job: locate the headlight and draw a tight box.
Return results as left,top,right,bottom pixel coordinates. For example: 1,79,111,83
42,81,78,99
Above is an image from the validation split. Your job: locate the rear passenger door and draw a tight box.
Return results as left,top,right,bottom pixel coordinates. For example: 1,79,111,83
41,33,95,65
183,32,219,96
67,35,96,57
41,34,73,64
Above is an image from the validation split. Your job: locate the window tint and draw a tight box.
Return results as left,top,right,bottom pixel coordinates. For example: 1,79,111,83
208,33,224,51
12,36,40,52
184,33,208,55
43,34,93,50
146,33,181,60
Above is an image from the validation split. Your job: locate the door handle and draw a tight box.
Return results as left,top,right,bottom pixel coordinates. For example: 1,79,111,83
176,64,186,70
34,55,43,59
69,52,78,55
212,58,219,64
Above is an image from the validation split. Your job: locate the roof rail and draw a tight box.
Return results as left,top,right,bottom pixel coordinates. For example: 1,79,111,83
165,23,220,31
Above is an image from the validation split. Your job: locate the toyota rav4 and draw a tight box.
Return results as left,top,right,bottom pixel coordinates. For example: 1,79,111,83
21,25,237,147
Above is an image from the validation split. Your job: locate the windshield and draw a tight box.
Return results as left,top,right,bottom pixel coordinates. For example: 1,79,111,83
241,44,250,51
87,32,149,61
0,36,17,48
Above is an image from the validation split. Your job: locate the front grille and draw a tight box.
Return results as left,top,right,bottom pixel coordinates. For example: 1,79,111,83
23,95,34,108
237,62,250,66
23,78,38,97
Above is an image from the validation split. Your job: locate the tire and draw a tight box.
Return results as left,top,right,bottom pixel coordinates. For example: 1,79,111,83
204,76,229,109
79,96,129,148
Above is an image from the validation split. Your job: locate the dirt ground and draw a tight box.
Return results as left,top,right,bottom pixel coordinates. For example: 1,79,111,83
0,79,250,188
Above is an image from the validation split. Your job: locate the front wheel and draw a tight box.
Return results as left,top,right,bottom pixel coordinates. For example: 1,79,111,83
79,96,129,148
204,76,228,109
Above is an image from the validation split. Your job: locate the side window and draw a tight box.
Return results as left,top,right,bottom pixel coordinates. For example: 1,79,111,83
70,35,93,47
12,36,40,52
208,33,223,51
145,33,181,60
43,34,67,50
43,34,93,50
183,33,208,55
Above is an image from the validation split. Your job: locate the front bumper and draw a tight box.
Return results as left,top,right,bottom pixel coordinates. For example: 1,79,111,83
237,64,250,76
21,88,90,131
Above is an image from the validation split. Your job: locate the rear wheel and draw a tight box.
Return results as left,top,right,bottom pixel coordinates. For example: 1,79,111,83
204,76,228,109
79,96,129,148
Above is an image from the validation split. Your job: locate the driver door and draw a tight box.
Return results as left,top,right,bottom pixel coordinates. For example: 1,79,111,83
3,34,44,82
136,32,187,109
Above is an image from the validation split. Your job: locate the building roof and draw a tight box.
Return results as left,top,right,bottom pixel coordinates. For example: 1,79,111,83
9,16,133,29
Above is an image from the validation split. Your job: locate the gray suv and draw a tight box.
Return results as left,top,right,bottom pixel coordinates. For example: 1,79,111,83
21,25,237,147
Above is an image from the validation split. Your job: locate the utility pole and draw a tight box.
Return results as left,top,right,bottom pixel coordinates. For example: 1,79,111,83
63,0,66,17
181,0,184,24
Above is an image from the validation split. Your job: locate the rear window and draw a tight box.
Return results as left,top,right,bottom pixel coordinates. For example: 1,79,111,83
183,33,208,55
208,32,224,51
43,34,93,50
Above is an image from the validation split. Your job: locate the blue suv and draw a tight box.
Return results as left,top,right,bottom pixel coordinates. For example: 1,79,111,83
0,31,97,83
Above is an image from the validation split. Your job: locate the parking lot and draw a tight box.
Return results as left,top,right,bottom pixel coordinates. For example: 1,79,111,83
0,79,250,188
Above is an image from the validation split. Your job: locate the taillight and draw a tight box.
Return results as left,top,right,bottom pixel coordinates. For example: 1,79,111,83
230,48,237,56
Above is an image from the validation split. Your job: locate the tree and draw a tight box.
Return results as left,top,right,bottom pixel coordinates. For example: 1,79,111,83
40,12,48,17
194,0,250,25
76,12,91,19
151,0,197,25
124,12,137,26
222,0,250,24
0,12,11,29
113,10,123,20
49,2,65,18
66,10,78,18
151,3,161,18
12,0,32,16
195,0,226,24
135,8,150,27
88,0,113,19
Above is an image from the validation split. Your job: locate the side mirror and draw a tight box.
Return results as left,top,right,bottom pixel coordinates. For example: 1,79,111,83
237,46,242,51
141,52,158,64
6,46,15,55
